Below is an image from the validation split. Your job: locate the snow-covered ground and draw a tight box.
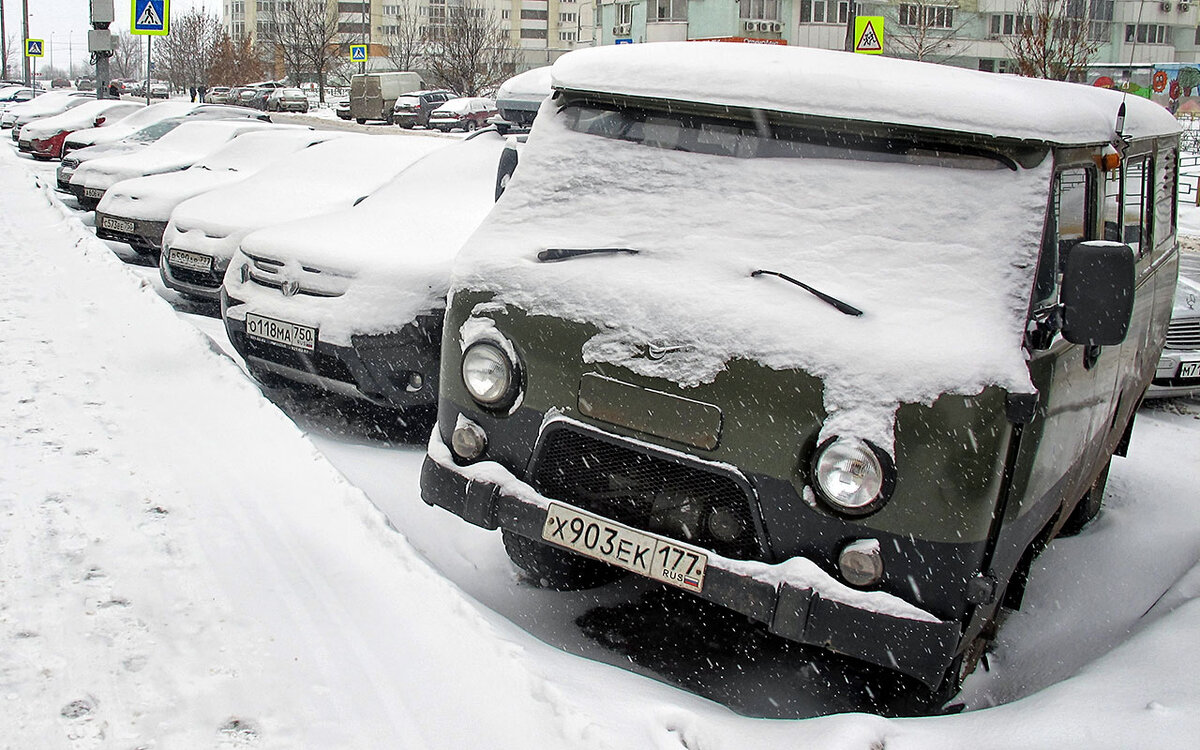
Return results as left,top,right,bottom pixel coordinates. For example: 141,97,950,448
2,133,1200,749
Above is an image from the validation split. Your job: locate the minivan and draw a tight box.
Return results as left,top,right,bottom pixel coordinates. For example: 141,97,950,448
419,43,1182,705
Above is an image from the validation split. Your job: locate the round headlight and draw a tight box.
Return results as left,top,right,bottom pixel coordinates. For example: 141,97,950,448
811,437,894,515
462,341,514,406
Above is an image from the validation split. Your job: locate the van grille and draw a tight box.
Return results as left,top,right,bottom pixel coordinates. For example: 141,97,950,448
1165,318,1200,350
529,426,762,560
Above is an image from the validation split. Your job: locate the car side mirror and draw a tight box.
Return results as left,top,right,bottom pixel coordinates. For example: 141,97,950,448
94,116,106,127
1060,241,1135,346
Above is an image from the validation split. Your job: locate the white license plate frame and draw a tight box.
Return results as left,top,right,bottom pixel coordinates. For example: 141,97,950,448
541,502,708,593
169,248,213,273
100,216,135,234
1181,361,1200,379
245,313,316,353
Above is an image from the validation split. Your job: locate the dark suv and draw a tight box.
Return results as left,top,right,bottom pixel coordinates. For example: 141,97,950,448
390,89,454,128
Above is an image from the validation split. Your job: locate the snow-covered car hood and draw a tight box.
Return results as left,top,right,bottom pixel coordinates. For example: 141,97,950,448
65,101,197,149
451,102,1053,450
13,97,91,129
164,134,446,266
224,131,507,345
22,100,143,142
96,129,345,222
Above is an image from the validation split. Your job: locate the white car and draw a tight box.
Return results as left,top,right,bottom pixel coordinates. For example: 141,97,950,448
159,133,446,302
220,131,506,407
4,90,93,134
69,119,286,209
20,99,144,159
94,129,344,255
58,119,187,190
64,101,201,153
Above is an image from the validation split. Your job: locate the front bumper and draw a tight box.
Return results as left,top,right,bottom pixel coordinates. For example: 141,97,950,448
1146,351,1200,399
160,246,227,301
420,427,962,689
94,211,167,253
222,291,443,410
70,183,104,210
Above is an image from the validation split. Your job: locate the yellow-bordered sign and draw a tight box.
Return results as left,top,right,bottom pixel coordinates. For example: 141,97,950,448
349,44,368,62
25,39,45,57
854,17,884,55
132,0,170,36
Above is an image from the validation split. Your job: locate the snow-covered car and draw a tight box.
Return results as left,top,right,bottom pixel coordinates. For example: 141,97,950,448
20,99,144,160
150,82,171,99
221,131,505,407
69,119,286,209
489,66,551,134
4,90,94,134
57,119,187,191
428,97,497,132
0,85,39,111
391,90,454,128
94,129,343,255
1147,275,1200,399
266,88,309,113
159,134,446,301
420,42,1183,707
62,101,267,154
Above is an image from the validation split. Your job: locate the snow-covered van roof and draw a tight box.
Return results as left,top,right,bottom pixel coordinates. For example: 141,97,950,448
551,43,1181,146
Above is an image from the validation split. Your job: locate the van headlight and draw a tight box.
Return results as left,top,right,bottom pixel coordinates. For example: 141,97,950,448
811,437,895,515
462,341,517,407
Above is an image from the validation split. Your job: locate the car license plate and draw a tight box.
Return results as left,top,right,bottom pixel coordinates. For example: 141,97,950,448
542,502,708,592
245,313,316,352
84,187,105,199
1181,361,1200,379
169,248,213,272
101,216,135,233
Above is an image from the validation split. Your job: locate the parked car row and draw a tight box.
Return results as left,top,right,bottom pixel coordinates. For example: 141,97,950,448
9,47,1200,714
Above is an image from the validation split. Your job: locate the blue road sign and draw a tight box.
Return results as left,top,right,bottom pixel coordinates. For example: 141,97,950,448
349,44,368,62
614,38,633,45
25,39,45,57
132,0,170,35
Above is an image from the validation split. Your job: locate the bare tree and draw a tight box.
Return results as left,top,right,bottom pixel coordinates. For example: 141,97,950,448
1006,0,1104,80
261,0,342,102
110,32,146,80
885,1,970,62
154,7,224,90
381,0,426,72
3,34,19,80
423,0,515,96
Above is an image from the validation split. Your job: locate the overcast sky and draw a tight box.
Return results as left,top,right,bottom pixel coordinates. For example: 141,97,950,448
4,0,211,75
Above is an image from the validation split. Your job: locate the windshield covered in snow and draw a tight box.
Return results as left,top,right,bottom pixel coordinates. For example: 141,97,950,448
561,103,1010,170
126,119,181,143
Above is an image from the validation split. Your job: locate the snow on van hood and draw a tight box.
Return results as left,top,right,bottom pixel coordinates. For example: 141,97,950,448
451,103,1050,450
224,132,506,345
69,120,280,192
164,134,447,269
552,43,1180,146
97,129,344,222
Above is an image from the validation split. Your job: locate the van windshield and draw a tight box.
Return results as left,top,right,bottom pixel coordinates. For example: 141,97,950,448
561,104,1009,171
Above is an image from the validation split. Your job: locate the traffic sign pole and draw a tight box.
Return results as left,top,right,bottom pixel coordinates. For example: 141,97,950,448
146,35,151,104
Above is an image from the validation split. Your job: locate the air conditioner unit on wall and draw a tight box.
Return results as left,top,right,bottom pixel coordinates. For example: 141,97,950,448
769,21,783,32
613,22,630,35
1180,1,1190,11
1160,1,1172,11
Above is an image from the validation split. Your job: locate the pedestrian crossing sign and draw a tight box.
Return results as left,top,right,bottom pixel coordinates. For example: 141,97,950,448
350,44,368,62
854,16,884,54
25,39,44,58
132,0,170,36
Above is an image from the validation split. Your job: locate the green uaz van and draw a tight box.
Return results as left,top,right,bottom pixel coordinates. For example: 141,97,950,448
420,43,1181,700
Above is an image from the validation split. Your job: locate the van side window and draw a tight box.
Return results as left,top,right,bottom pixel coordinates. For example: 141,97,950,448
1122,156,1150,256
1154,146,1177,249
1033,167,1091,306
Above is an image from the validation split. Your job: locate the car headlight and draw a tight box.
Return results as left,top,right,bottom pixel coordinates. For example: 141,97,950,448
811,437,895,516
461,341,517,407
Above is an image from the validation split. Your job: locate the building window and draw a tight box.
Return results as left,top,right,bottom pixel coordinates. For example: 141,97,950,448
560,11,576,22
836,1,859,24
521,27,548,38
521,8,548,19
899,4,954,28
741,0,780,21
653,0,686,21
1125,23,1166,44
617,3,634,25
990,14,1033,35
800,0,827,23
560,30,577,40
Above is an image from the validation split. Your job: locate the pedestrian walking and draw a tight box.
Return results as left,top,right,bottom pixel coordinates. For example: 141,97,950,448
189,86,197,102
198,86,208,103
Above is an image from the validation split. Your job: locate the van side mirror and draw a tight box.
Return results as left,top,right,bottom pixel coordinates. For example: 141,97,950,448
1060,241,1135,346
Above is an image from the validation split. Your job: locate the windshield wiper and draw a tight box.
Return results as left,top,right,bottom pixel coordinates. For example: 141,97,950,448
751,269,863,317
537,247,638,262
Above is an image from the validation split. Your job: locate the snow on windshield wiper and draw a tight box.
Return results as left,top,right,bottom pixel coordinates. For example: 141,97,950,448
751,269,863,317
537,247,639,262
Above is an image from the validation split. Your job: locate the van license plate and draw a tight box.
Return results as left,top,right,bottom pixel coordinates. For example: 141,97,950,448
1181,361,1200,379
169,248,212,272
245,313,316,352
542,502,708,592
100,216,135,233
84,187,105,199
